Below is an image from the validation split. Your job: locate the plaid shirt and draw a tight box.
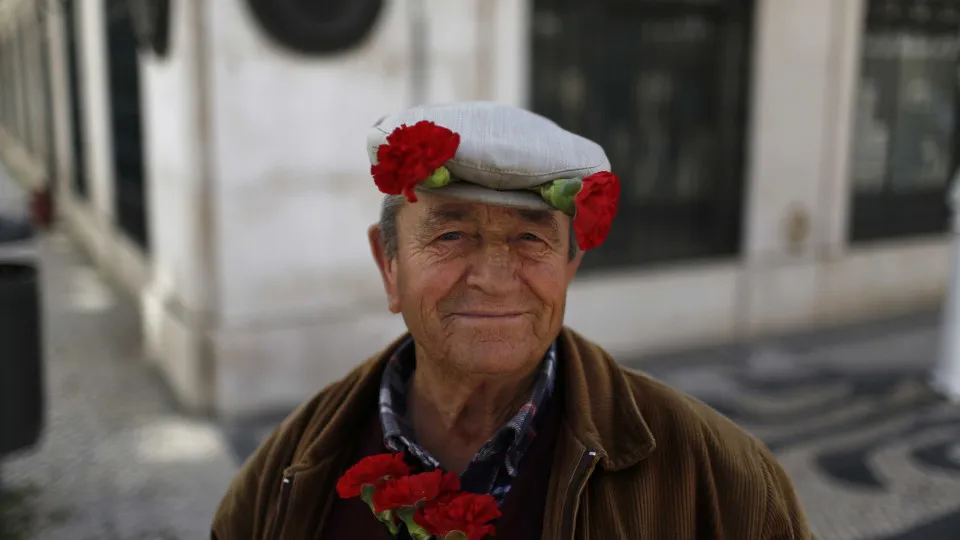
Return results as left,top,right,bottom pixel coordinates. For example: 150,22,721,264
379,338,557,504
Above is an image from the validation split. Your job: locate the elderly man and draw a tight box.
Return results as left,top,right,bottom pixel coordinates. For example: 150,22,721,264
212,103,811,540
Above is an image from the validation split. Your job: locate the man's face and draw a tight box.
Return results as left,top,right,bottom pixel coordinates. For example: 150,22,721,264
370,193,583,376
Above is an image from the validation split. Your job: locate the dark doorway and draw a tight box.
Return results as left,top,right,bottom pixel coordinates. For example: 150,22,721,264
531,0,755,270
64,0,88,198
104,0,149,250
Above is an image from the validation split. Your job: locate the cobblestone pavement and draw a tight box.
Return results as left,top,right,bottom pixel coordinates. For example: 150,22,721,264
631,315,960,540
0,230,237,539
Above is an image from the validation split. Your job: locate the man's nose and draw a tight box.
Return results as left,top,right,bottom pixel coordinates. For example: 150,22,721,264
464,242,520,293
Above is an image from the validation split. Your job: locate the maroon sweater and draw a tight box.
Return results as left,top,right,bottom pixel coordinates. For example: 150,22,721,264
321,396,562,539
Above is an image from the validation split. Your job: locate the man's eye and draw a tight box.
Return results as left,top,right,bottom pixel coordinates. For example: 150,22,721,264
438,232,463,241
519,233,544,243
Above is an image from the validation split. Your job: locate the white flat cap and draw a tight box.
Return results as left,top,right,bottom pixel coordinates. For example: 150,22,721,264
367,101,611,210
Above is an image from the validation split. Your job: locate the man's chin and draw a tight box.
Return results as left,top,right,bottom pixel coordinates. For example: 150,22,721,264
448,339,542,375
447,313,530,327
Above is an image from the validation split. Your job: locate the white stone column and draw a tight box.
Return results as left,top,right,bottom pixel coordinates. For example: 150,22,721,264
739,0,865,336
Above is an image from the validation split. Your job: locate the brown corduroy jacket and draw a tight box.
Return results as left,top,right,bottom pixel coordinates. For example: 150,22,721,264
212,328,812,539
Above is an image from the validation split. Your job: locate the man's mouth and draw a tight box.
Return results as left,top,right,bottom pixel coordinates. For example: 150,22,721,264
451,312,526,319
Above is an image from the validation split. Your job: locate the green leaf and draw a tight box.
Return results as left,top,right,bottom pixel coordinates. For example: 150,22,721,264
444,532,469,540
538,178,581,215
421,166,453,188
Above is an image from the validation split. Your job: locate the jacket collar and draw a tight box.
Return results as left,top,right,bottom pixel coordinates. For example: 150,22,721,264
294,328,656,472
555,328,656,471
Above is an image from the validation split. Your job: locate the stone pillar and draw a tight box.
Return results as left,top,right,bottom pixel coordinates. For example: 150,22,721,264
740,0,866,335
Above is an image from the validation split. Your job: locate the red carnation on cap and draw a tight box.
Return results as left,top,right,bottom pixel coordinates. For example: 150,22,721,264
573,171,620,250
371,121,460,203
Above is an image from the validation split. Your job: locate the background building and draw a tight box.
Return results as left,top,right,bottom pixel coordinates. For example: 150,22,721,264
0,0,954,417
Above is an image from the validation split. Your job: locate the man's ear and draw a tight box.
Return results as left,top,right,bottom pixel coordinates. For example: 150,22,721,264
368,224,402,313
564,217,584,284
566,248,584,285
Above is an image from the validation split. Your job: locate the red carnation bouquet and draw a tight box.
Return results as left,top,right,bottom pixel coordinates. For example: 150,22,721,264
337,453,500,540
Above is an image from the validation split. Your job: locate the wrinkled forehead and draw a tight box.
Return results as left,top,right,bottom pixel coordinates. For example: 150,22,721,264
401,193,565,232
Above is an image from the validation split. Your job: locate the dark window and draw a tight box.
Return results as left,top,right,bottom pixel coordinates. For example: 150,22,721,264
65,0,89,198
105,0,149,251
531,0,754,270
849,0,960,242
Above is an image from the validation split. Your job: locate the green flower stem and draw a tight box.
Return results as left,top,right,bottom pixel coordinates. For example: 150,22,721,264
361,485,399,535
421,166,453,189
361,484,377,512
397,506,432,540
376,511,400,535
537,178,582,216
444,532,469,540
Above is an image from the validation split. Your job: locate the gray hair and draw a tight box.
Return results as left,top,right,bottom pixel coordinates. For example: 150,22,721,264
378,195,406,259
378,195,579,261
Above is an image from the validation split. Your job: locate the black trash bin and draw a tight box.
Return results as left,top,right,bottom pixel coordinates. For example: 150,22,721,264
0,262,44,456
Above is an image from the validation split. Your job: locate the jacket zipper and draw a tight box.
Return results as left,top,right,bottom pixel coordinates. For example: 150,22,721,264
269,472,295,540
560,450,599,540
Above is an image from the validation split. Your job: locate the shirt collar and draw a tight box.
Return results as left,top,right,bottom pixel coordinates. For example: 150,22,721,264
378,338,558,474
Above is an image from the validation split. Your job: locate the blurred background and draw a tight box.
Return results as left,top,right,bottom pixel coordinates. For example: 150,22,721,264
0,0,959,538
